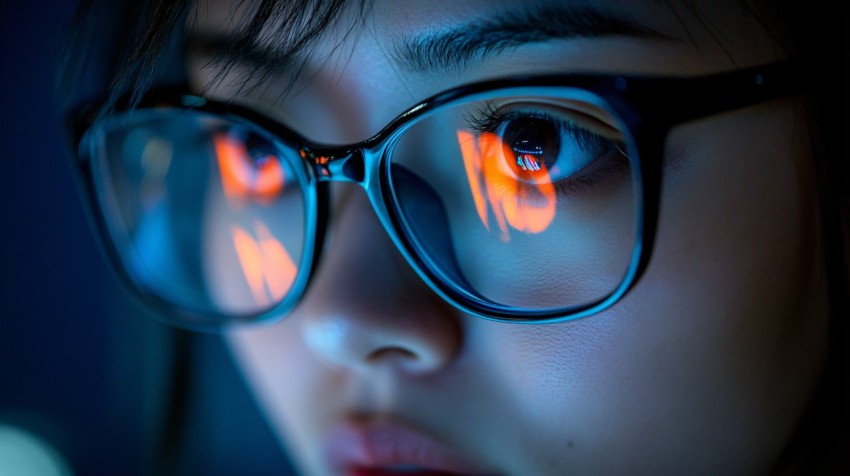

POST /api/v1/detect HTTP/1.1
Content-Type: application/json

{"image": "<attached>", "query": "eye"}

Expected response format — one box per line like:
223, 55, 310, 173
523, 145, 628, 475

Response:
214, 128, 287, 203
499, 115, 561, 179
243, 130, 279, 167
491, 110, 625, 185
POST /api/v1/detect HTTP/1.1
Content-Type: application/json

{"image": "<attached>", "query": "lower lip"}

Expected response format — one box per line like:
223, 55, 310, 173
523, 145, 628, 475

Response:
323, 422, 485, 476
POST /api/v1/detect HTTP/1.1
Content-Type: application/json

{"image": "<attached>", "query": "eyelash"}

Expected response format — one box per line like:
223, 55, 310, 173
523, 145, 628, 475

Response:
464, 102, 629, 198
465, 102, 609, 151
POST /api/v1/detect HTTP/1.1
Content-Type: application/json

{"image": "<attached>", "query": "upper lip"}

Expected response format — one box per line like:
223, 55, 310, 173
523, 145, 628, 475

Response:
322, 418, 493, 475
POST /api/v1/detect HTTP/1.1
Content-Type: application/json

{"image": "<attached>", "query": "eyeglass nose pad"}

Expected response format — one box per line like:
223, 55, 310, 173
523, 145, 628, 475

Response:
390, 165, 472, 291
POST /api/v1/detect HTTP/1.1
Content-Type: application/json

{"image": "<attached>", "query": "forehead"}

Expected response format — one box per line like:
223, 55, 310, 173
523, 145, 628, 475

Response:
190, 0, 784, 68
186, 0, 787, 141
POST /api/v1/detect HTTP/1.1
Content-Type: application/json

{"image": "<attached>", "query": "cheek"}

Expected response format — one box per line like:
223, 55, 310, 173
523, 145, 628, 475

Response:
653, 100, 824, 349
481, 100, 828, 471
226, 319, 335, 472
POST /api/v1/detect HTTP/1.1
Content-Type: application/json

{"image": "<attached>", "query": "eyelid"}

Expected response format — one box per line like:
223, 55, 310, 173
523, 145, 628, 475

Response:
488, 99, 624, 141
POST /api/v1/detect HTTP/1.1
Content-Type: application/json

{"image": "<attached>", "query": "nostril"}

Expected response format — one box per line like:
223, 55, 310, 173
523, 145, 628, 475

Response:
300, 311, 458, 374
366, 346, 423, 372
367, 347, 417, 364
366, 345, 448, 375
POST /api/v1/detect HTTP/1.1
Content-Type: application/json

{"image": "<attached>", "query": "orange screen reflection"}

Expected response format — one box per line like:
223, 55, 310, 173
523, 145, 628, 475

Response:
458, 131, 556, 241
215, 133, 297, 308
231, 220, 298, 308
214, 133, 285, 205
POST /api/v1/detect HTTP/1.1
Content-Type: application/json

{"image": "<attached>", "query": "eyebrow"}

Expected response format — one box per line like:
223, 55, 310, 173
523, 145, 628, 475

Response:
393, 3, 677, 74
189, 2, 677, 82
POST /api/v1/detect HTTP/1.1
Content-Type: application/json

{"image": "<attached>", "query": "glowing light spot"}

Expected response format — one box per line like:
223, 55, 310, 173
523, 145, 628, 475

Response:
231, 222, 298, 307
458, 130, 490, 230
254, 220, 297, 301
457, 131, 557, 241
214, 133, 285, 205
0, 425, 73, 476
232, 225, 268, 306
518, 154, 541, 171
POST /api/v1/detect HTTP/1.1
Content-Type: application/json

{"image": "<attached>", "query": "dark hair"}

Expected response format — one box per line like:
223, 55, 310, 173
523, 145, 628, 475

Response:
59, 0, 849, 473
59, 0, 365, 112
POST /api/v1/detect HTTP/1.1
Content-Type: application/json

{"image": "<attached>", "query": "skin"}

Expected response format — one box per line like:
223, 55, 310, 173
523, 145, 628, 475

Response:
188, 0, 832, 474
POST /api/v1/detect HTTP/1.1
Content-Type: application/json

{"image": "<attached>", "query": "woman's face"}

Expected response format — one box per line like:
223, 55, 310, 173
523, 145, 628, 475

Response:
190, 0, 830, 474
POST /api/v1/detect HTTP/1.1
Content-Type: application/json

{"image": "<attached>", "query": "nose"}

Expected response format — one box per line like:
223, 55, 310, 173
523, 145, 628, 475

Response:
297, 185, 462, 375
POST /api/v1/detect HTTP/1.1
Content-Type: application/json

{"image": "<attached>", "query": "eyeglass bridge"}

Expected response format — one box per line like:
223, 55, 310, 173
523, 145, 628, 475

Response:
301, 146, 366, 183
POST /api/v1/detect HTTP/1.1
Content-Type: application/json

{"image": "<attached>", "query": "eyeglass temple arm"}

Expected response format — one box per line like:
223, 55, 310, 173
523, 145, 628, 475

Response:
625, 61, 808, 128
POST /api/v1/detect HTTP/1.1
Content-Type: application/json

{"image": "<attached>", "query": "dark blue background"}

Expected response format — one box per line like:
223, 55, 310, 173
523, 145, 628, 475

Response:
1, 2, 291, 474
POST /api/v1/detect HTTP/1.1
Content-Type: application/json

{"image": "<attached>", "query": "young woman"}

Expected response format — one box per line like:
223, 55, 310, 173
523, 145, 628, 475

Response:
65, 0, 848, 473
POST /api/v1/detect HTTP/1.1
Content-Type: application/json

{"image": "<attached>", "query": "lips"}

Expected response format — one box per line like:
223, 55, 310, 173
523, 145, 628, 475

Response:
347, 469, 467, 476
323, 420, 491, 476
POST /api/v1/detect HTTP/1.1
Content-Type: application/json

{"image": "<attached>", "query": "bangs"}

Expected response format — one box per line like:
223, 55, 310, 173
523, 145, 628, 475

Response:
61, 0, 364, 113
190, 0, 370, 99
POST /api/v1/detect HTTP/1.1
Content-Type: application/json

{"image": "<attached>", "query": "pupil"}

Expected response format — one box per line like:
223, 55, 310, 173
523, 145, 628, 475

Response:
245, 132, 275, 167
504, 117, 559, 169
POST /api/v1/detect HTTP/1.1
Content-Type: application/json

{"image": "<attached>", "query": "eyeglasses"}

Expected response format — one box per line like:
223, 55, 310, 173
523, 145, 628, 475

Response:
70, 61, 803, 329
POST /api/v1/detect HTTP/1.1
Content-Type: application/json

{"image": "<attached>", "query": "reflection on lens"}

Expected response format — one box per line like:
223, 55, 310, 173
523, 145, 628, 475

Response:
458, 130, 557, 241
389, 87, 640, 313
229, 220, 297, 308
90, 110, 307, 319
214, 131, 285, 204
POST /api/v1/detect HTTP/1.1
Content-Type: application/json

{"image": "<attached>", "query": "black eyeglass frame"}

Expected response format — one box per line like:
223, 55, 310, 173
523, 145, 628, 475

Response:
69, 61, 805, 329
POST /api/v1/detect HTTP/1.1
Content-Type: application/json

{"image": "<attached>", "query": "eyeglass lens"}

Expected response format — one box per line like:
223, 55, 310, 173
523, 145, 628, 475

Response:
91, 111, 308, 317
388, 88, 639, 312
86, 87, 640, 319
